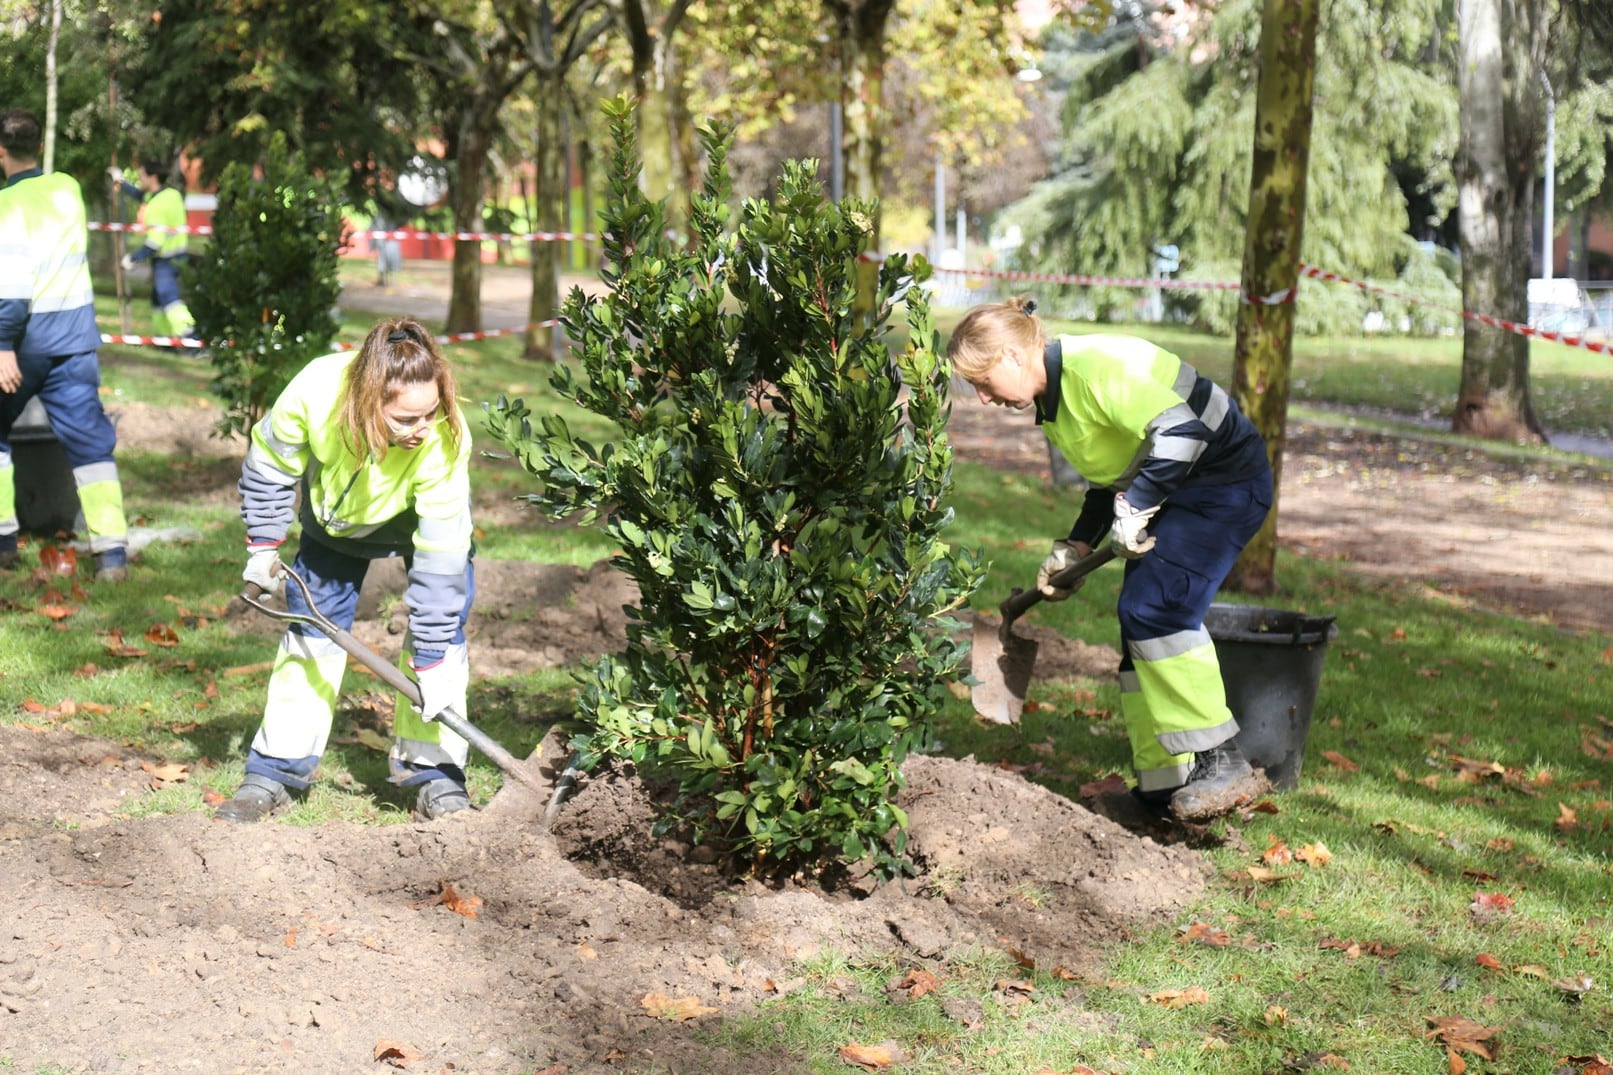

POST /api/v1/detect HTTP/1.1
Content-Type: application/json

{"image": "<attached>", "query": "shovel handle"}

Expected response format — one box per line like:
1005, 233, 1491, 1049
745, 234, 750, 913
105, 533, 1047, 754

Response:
999, 545, 1117, 624
241, 580, 549, 798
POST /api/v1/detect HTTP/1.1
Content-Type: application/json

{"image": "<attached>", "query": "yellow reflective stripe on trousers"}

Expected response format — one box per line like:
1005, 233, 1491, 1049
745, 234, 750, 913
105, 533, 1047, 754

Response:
1120, 672, 1195, 792
1127, 630, 1240, 758
391, 640, 470, 770
74, 465, 128, 550
254, 633, 348, 762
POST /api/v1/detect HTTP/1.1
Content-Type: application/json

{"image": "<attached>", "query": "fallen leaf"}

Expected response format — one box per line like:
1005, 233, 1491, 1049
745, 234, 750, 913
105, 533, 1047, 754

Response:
1551, 972, 1594, 996
1470, 892, 1514, 922
1316, 1055, 1350, 1070
1475, 953, 1503, 970
221, 660, 276, 677
892, 968, 942, 998
1078, 773, 1129, 799
993, 978, 1035, 997
1246, 865, 1300, 883
1262, 835, 1294, 865
640, 992, 718, 1022
1561, 1054, 1613, 1075
1513, 963, 1550, 979
144, 623, 181, 646
1425, 1015, 1499, 1061
837, 1040, 908, 1070
1147, 986, 1210, 1008
101, 630, 147, 658
37, 603, 75, 621
1295, 842, 1333, 866
374, 1039, 424, 1068
1322, 750, 1359, 772
1265, 1005, 1289, 1025
39, 544, 78, 575
1556, 803, 1579, 832
141, 760, 190, 788
1178, 922, 1232, 947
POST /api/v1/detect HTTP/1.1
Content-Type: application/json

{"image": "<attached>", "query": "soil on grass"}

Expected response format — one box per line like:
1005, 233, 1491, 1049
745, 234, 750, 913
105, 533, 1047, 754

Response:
4, 349, 1611, 1073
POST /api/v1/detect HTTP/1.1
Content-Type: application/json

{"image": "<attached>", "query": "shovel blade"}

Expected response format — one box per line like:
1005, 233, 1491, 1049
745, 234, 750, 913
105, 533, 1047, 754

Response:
970, 614, 1039, 724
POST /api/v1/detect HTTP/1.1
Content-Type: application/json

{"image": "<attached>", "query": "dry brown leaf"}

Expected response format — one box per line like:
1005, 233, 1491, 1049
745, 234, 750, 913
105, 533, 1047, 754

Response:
37, 603, 75, 621
892, 968, 942, 998
141, 760, 189, 788
144, 623, 181, 646
1147, 986, 1210, 1008
1470, 892, 1514, 921
1295, 842, 1333, 866
1178, 922, 1232, 947
1246, 865, 1300, 883
1079, 773, 1129, 799
640, 992, 718, 1022
1513, 963, 1550, 979
101, 630, 147, 658
837, 1040, 908, 1070
39, 544, 78, 575
1317, 1055, 1350, 1070
1448, 1050, 1466, 1075
1322, 750, 1359, 772
1551, 972, 1595, 996
1557, 803, 1580, 831
221, 660, 276, 677
374, 1039, 424, 1068
1475, 953, 1503, 969
1262, 835, 1294, 865
1265, 1005, 1289, 1025
1425, 1015, 1500, 1060
1562, 1054, 1613, 1075
433, 881, 482, 919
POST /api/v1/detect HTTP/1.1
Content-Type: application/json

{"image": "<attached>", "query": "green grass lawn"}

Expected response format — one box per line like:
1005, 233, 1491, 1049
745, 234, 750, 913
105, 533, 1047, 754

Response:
8, 296, 1612, 1073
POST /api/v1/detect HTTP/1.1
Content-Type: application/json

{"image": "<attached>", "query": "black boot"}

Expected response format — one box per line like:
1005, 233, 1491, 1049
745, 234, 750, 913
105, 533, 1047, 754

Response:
93, 547, 129, 583
1170, 739, 1267, 821
215, 773, 291, 823
416, 778, 471, 820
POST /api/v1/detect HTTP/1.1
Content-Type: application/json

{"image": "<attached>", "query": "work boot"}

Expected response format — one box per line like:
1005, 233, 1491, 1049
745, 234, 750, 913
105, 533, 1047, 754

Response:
215, 773, 292, 823
1170, 739, 1268, 822
416, 778, 472, 820
0, 547, 18, 570
93, 548, 129, 583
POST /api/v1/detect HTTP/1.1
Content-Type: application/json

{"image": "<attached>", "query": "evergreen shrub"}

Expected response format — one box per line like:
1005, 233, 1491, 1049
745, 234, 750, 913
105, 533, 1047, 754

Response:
486, 100, 984, 877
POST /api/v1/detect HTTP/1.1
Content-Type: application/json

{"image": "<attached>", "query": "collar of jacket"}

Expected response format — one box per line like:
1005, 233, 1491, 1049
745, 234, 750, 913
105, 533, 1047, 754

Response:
1034, 337, 1063, 426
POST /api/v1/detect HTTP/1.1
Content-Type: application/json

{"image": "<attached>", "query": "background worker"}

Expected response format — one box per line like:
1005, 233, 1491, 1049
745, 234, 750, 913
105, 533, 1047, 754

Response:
110, 158, 194, 338
947, 297, 1272, 822
218, 317, 478, 823
0, 108, 130, 581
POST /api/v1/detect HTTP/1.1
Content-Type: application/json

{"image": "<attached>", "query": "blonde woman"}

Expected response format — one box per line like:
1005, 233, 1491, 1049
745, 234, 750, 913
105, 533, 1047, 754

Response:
219, 317, 476, 822
949, 298, 1272, 821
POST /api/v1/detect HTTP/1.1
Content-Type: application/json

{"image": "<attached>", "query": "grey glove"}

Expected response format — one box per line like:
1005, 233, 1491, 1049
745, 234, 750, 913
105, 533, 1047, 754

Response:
411, 650, 469, 722
119, 253, 136, 272
1036, 540, 1088, 601
242, 545, 284, 595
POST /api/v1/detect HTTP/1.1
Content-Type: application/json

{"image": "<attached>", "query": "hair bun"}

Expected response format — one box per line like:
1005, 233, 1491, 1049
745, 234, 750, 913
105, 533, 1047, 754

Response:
1022, 298, 1038, 316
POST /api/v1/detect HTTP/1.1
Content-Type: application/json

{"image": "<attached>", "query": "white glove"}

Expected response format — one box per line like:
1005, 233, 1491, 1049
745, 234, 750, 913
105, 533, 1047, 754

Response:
1110, 494, 1160, 559
119, 253, 135, 272
412, 651, 468, 722
1036, 540, 1088, 601
242, 546, 285, 594
107, 166, 124, 183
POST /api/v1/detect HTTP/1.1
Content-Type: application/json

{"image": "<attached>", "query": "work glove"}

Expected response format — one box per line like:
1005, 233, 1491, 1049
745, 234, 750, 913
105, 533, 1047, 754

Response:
242, 545, 285, 595
411, 651, 468, 722
1036, 540, 1089, 601
1110, 494, 1160, 559
119, 253, 135, 272
107, 165, 123, 183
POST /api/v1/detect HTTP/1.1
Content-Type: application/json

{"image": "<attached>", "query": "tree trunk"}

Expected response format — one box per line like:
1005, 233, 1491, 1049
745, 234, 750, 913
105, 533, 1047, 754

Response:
1452, 0, 1547, 444
446, 111, 492, 335
527, 84, 565, 361
828, 0, 895, 323
1226, 0, 1321, 596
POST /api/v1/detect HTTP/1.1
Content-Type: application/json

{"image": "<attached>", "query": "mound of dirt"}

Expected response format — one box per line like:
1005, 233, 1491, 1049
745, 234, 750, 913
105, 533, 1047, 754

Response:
0, 717, 1204, 1073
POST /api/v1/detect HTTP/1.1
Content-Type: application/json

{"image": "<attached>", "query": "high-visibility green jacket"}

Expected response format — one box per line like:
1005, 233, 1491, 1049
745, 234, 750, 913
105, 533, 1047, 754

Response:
1035, 334, 1268, 545
0, 168, 100, 359
130, 185, 188, 261
239, 351, 474, 650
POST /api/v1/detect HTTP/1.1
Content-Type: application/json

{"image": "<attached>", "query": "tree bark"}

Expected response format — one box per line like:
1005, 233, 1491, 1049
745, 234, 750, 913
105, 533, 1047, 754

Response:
1226, 0, 1321, 596
446, 107, 495, 335
527, 82, 566, 361
1452, 0, 1547, 444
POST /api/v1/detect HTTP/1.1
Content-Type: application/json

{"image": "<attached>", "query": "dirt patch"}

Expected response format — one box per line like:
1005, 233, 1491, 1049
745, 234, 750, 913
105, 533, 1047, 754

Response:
4, 388, 1609, 1072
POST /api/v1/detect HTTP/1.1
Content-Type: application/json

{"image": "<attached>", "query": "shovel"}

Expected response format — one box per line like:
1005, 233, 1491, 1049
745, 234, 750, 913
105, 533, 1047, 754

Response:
240, 567, 555, 811
970, 545, 1117, 725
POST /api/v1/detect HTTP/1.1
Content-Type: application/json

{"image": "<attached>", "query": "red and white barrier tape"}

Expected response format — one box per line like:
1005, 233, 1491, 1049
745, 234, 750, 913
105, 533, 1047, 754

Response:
930, 260, 1611, 352
101, 321, 557, 352
90, 221, 596, 243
